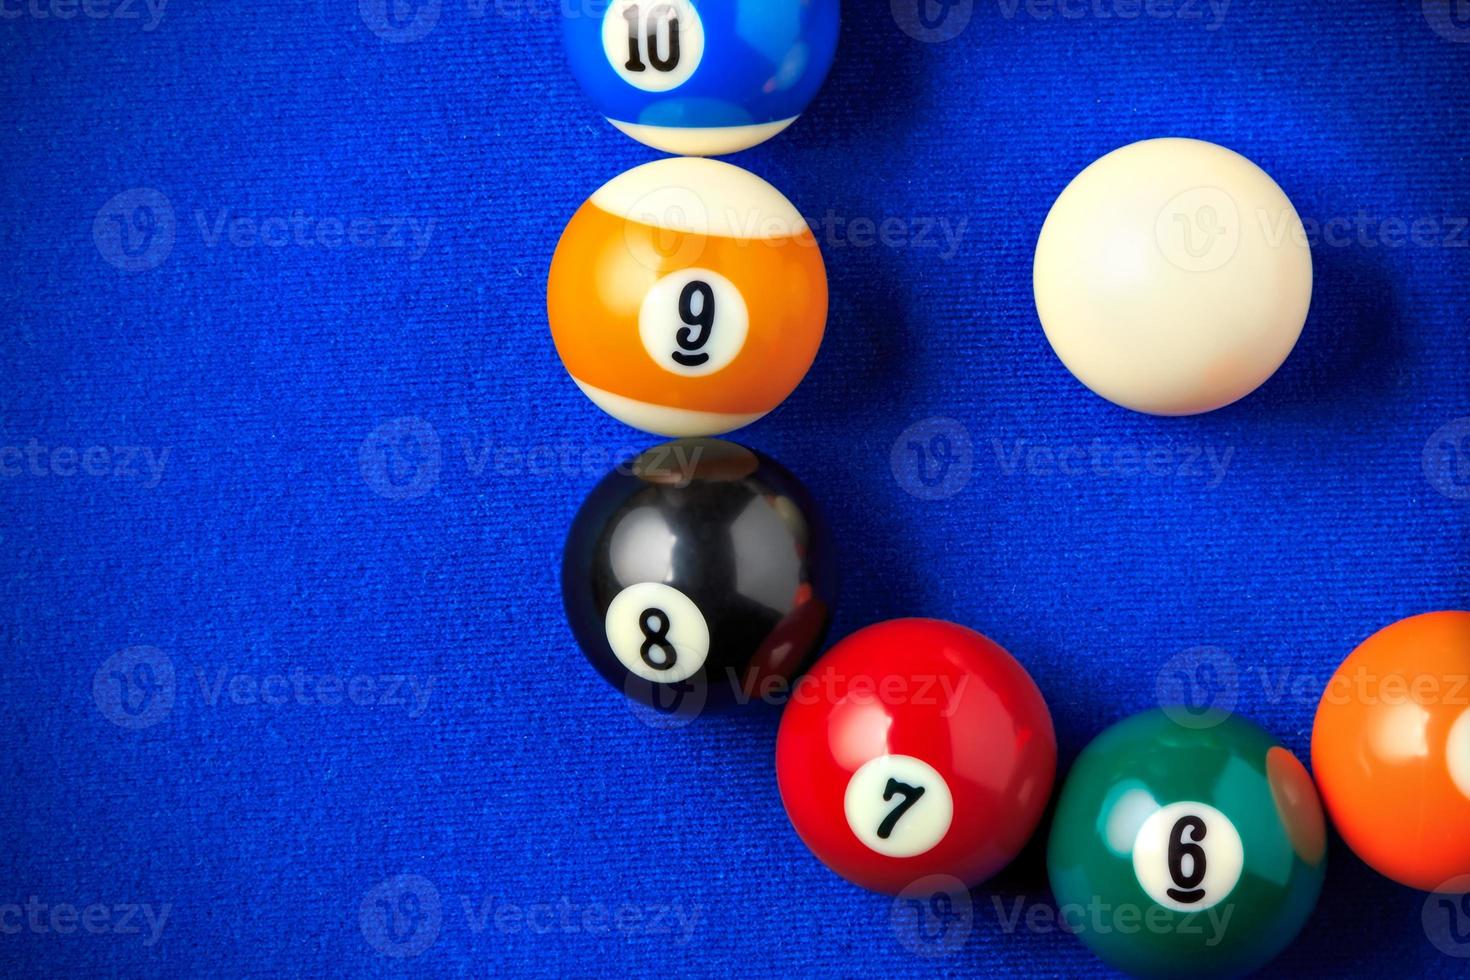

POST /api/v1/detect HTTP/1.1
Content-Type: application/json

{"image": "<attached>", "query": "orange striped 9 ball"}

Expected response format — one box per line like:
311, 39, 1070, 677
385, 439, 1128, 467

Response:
547, 157, 827, 437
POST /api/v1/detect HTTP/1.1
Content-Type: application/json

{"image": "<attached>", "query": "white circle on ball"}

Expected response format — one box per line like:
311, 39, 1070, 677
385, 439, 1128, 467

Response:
844, 755, 954, 859
604, 582, 710, 684
638, 267, 749, 377
602, 0, 704, 93
1131, 801, 1245, 912
1448, 706, 1470, 801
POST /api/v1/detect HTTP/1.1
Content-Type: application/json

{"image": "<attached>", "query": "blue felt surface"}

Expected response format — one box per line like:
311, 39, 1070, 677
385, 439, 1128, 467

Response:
2, 1, 1469, 976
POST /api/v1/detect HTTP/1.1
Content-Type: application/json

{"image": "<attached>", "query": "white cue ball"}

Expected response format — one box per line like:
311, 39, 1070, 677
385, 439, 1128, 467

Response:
1033, 138, 1313, 416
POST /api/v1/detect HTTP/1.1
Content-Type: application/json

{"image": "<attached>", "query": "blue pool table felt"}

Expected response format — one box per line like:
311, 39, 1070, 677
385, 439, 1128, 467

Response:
2, 1, 1469, 976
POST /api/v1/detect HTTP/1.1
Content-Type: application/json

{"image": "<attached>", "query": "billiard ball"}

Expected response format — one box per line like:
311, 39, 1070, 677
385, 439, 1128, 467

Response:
1033, 138, 1313, 415
561, 0, 840, 156
1312, 611, 1470, 893
1048, 709, 1326, 978
775, 619, 1056, 894
548, 157, 827, 437
562, 439, 835, 715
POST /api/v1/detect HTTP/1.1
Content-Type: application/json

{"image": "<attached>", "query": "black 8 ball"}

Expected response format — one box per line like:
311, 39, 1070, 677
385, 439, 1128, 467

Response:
562, 439, 836, 714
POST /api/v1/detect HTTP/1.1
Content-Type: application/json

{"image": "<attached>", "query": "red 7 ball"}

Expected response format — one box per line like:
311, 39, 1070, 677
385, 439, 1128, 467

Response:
775, 618, 1057, 894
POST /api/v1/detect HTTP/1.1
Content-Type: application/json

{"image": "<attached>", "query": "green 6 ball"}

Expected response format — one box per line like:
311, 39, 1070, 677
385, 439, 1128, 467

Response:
1047, 709, 1326, 978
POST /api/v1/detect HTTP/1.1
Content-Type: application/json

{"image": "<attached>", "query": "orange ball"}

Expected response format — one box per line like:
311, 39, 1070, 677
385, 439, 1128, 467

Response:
547, 157, 826, 437
1312, 611, 1470, 892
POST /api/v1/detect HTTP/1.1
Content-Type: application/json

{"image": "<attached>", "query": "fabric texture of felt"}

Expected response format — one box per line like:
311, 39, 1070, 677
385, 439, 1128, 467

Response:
2, 0, 1468, 975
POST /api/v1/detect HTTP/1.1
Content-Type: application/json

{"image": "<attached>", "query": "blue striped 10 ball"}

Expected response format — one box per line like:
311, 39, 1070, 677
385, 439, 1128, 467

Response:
562, 0, 840, 156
